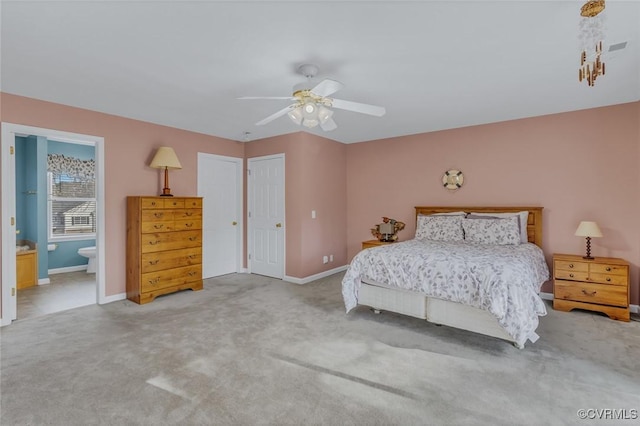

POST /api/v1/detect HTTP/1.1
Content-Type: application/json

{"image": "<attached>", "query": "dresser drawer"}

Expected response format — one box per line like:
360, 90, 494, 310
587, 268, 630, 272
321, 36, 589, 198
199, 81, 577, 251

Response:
589, 272, 627, 286
141, 198, 164, 209
590, 263, 627, 276
164, 199, 185, 209
141, 230, 201, 253
141, 209, 174, 222
554, 269, 588, 282
174, 219, 202, 231
184, 198, 202, 208
141, 264, 202, 293
554, 260, 588, 273
554, 280, 627, 307
141, 248, 202, 273
175, 209, 202, 220
141, 220, 175, 233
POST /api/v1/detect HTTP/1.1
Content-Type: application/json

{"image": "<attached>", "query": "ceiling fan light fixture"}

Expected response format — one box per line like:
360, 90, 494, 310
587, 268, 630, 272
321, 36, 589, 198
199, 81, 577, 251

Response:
318, 105, 333, 124
288, 107, 303, 125
302, 102, 318, 119
302, 118, 319, 128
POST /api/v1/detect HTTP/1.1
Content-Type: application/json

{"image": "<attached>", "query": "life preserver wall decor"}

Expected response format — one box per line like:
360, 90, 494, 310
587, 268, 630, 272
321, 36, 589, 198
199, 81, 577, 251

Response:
442, 169, 464, 190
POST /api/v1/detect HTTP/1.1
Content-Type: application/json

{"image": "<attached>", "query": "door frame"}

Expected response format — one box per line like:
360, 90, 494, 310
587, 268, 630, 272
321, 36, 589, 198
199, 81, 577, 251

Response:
1, 123, 106, 326
196, 153, 244, 275
247, 153, 285, 278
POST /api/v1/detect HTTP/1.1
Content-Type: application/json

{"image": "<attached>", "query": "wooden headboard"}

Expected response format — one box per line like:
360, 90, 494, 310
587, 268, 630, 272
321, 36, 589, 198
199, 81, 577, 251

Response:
414, 206, 544, 248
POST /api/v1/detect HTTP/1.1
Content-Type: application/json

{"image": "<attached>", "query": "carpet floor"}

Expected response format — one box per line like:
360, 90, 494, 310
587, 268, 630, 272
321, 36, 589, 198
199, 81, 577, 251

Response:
1, 272, 639, 425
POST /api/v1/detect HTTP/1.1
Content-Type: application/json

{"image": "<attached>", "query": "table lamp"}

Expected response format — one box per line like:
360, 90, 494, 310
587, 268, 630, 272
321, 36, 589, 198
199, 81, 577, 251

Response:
150, 147, 182, 197
574, 221, 602, 260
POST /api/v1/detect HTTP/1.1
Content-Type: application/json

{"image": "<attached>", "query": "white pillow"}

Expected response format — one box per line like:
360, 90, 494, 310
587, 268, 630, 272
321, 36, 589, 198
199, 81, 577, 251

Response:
415, 215, 464, 241
469, 211, 529, 243
462, 216, 521, 245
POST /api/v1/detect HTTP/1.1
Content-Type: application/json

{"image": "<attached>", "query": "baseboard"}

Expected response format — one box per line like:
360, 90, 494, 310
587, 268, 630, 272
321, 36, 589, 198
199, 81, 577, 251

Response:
38, 278, 50, 285
284, 265, 348, 285
540, 291, 638, 314
49, 265, 88, 275
99, 292, 126, 305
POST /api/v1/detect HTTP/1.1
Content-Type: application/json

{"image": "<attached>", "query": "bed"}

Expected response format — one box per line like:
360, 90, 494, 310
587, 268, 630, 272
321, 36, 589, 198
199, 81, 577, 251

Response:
342, 206, 550, 348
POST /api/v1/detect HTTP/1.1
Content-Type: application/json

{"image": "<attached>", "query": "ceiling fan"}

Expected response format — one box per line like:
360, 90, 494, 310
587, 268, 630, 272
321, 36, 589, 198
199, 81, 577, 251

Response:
239, 64, 386, 131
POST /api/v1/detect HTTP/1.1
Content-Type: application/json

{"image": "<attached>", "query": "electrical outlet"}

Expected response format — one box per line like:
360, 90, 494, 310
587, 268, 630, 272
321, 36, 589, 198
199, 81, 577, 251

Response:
322, 255, 328, 264
329, 254, 334, 262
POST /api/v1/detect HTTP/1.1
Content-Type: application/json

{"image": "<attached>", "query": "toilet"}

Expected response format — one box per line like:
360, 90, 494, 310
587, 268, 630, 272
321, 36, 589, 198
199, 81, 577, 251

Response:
77, 246, 97, 273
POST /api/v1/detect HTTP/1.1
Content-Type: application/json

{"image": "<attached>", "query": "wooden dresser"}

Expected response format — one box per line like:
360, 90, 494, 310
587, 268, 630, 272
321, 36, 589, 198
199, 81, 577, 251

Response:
553, 253, 629, 321
362, 240, 396, 250
126, 196, 203, 304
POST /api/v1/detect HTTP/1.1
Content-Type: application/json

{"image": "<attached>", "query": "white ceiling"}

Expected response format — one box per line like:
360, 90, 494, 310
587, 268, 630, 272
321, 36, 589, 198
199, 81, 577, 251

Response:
1, 1, 639, 144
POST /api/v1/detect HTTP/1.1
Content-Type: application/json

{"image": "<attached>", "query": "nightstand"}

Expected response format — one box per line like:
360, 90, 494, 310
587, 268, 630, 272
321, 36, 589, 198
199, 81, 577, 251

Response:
553, 253, 630, 322
362, 240, 396, 250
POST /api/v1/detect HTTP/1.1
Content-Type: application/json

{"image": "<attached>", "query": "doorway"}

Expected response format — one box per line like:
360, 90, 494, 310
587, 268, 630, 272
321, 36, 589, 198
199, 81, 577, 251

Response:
247, 154, 285, 279
1, 123, 106, 326
197, 153, 243, 278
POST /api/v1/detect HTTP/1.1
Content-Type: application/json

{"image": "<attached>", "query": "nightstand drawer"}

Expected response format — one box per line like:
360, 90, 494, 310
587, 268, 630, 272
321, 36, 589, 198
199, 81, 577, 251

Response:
554, 260, 588, 272
555, 281, 627, 307
590, 263, 627, 276
589, 272, 627, 286
554, 270, 588, 282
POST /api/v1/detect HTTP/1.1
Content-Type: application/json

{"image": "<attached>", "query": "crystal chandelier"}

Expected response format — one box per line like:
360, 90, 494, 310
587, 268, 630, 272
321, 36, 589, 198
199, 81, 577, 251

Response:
578, 0, 606, 86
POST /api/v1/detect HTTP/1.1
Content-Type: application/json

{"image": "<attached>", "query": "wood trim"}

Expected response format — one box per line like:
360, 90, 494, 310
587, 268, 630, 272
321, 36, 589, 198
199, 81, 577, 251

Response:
414, 206, 544, 248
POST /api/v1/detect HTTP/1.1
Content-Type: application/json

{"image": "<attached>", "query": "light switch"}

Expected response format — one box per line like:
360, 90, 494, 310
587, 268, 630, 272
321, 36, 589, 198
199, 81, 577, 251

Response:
311, 210, 316, 219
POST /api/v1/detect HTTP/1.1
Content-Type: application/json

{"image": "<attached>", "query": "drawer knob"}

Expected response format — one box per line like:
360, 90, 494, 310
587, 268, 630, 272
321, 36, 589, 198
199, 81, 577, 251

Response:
154, 213, 164, 218
149, 240, 160, 245
568, 264, 574, 268
189, 236, 197, 241
606, 277, 611, 282
605, 267, 611, 272
185, 223, 193, 228
185, 212, 193, 217
149, 260, 159, 265
151, 202, 157, 206
188, 255, 196, 259
569, 273, 574, 278
581, 289, 597, 296
148, 278, 160, 284
154, 224, 164, 229
188, 271, 197, 276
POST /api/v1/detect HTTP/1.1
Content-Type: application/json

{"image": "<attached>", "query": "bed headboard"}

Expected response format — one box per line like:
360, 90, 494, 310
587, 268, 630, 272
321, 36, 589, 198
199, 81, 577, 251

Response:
414, 206, 544, 248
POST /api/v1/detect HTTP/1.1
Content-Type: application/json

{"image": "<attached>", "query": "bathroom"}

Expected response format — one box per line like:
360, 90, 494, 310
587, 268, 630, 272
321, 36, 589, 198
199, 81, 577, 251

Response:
15, 135, 96, 319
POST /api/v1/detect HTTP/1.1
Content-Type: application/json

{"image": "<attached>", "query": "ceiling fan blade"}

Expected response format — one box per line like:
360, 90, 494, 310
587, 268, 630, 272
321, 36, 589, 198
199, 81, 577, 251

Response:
320, 117, 337, 131
310, 79, 344, 97
330, 98, 386, 117
255, 104, 296, 126
239, 96, 296, 100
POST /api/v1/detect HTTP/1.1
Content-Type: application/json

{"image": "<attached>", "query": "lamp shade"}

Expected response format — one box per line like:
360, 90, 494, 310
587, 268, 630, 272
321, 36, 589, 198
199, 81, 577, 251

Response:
574, 221, 603, 238
150, 147, 182, 170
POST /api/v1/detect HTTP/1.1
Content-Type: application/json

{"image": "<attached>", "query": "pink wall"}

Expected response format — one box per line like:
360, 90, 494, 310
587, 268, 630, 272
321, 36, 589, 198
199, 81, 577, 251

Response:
0, 93, 244, 299
346, 102, 640, 305
244, 132, 347, 278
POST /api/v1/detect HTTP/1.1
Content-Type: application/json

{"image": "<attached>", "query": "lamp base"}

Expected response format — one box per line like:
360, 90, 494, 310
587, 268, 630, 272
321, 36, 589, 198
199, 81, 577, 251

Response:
160, 187, 173, 197
160, 194, 174, 197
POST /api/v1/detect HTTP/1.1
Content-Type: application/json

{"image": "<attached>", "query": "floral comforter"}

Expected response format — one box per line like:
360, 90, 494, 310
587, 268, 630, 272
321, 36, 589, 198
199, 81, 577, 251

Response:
342, 239, 550, 345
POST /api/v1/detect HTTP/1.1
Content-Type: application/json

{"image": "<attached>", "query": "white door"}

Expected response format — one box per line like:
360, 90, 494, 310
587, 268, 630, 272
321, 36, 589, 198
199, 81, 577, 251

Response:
248, 154, 285, 279
197, 153, 243, 278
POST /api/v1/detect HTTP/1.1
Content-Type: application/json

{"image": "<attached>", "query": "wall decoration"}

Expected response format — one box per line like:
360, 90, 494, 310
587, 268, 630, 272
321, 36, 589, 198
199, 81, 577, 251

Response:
442, 169, 464, 190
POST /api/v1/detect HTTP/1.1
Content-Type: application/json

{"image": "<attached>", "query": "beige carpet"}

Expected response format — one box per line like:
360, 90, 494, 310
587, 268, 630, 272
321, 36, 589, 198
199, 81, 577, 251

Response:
1, 272, 639, 425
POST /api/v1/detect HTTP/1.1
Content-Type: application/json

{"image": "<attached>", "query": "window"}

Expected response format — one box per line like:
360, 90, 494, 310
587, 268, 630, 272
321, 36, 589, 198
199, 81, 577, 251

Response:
48, 154, 96, 241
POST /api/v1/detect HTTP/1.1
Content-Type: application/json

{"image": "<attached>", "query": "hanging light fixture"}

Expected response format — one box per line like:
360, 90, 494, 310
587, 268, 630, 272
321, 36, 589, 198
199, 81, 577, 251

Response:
578, 0, 606, 87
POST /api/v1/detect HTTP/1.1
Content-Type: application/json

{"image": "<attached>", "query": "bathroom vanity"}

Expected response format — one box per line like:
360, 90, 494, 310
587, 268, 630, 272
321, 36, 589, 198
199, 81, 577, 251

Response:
16, 240, 38, 289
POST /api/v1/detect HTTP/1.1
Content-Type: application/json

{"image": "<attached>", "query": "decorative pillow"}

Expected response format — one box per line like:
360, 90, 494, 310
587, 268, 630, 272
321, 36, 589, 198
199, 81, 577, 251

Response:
462, 216, 521, 245
469, 211, 529, 243
415, 215, 464, 241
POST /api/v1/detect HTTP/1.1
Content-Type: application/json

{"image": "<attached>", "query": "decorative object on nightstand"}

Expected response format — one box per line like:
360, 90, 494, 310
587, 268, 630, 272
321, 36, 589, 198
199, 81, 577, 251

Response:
574, 221, 602, 259
553, 253, 629, 321
150, 147, 182, 197
371, 217, 405, 242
